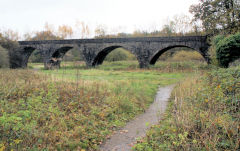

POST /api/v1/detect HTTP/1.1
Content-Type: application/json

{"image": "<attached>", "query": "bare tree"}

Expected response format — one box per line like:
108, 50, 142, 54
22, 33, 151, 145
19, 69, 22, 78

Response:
94, 24, 107, 38
58, 25, 73, 39
75, 21, 90, 38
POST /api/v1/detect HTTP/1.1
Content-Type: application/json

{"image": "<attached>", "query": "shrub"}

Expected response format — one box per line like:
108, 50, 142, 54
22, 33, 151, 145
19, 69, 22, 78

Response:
216, 33, 240, 68
0, 46, 9, 68
169, 50, 204, 62
105, 48, 136, 62
0, 35, 19, 51
0, 35, 20, 68
209, 35, 225, 66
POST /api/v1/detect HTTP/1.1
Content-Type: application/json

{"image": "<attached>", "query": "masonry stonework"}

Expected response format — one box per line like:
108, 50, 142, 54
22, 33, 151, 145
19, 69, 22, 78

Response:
13, 36, 210, 69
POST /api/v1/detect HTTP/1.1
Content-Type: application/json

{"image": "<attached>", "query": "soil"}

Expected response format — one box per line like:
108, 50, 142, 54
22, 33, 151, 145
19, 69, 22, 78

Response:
99, 85, 174, 151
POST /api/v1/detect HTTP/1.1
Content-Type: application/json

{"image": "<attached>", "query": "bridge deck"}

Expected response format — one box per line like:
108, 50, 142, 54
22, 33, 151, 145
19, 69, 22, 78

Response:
19, 36, 207, 45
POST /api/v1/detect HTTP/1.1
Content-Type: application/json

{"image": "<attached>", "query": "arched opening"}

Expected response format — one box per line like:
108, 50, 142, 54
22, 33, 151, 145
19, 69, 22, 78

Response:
92, 46, 121, 66
92, 46, 137, 69
23, 47, 41, 68
150, 45, 206, 65
46, 46, 74, 69
52, 46, 73, 59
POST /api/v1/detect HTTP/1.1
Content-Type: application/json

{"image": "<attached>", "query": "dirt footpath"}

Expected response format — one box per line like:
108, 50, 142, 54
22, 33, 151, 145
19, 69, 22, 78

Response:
99, 85, 174, 151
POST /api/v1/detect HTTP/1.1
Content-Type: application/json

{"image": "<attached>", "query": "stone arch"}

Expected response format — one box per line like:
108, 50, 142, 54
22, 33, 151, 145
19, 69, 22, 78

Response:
22, 46, 37, 67
46, 46, 74, 69
51, 46, 74, 59
149, 45, 209, 65
92, 45, 137, 66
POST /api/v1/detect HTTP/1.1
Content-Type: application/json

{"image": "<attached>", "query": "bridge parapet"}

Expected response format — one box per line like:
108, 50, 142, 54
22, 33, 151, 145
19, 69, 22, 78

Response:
19, 36, 207, 45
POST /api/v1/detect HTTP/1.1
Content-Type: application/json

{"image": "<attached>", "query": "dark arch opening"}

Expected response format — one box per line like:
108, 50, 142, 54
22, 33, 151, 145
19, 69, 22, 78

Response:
47, 46, 74, 69
150, 45, 206, 65
23, 47, 37, 67
52, 46, 73, 58
92, 46, 123, 66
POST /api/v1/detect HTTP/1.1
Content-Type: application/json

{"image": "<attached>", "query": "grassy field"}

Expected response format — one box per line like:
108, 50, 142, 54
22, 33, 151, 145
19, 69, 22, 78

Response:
0, 61, 202, 150
28, 60, 210, 72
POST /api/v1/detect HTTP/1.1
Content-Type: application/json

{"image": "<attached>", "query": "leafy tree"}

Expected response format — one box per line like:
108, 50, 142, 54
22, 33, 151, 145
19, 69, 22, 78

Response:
0, 32, 20, 68
0, 34, 19, 51
215, 32, 240, 67
190, 0, 240, 35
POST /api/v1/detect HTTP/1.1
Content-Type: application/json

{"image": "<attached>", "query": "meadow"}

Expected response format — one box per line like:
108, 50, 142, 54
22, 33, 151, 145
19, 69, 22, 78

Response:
0, 61, 203, 150
1, 60, 238, 150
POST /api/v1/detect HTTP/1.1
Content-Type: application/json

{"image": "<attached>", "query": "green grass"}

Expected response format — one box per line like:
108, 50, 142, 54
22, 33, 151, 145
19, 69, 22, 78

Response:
28, 60, 210, 71
41, 68, 184, 84
1, 60, 198, 150
30, 61, 197, 85
1, 60, 213, 150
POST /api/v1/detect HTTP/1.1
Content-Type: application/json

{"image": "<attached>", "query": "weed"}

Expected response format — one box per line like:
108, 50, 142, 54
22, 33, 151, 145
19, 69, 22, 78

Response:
133, 66, 240, 150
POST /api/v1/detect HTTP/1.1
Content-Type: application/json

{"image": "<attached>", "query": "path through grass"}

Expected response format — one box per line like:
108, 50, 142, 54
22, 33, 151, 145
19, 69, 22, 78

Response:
0, 61, 203, 150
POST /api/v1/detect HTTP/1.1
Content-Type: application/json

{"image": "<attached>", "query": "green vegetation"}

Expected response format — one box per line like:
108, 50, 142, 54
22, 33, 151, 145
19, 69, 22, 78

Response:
0, 62, 188, 150
166, 50, 204, 62
190, 0, 240, 35
29, 59, 209, 72
133, 66, 240, 150
215, 33, 240, 68
0, 0, 239, 150
0, 32, 20, 69
105, 48, 136, 62
0, 46, 9, 68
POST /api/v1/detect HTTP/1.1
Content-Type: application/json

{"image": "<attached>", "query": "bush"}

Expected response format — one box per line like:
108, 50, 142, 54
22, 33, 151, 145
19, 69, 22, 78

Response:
216, 33, 240, 68
105, 48, 136, 62
0, 35, 20, 68
169, 50, 204, 62
28, 50, 43, 63
0, 46, 9, 68
209, 35, 225, 66
0, 35, 19, 51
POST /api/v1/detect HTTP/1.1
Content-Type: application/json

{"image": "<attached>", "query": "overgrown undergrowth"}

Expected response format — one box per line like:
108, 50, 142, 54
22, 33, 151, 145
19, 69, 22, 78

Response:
0, 69, 184, 150
134, 67, 240, 150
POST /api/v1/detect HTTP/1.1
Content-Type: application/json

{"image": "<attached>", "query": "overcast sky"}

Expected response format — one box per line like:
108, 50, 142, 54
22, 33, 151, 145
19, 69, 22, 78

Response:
0, 0, 199, 38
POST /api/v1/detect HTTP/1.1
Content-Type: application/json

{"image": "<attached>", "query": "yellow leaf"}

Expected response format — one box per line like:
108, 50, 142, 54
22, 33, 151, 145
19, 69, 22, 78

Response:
13, 139, 22, 144
0, 145, 5, 151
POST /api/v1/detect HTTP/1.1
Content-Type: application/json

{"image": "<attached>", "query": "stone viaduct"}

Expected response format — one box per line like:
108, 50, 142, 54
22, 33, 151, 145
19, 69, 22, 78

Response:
10, 36, 210, 69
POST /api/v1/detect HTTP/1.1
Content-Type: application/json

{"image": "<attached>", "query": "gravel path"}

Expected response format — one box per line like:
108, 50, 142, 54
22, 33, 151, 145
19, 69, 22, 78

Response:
99, 85, 174, 151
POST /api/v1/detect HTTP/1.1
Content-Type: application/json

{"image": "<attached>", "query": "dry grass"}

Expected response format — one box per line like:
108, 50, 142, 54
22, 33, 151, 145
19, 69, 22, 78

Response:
134, 67, 240, 150
0, 68, 185, 150
0, 70, 154, 150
